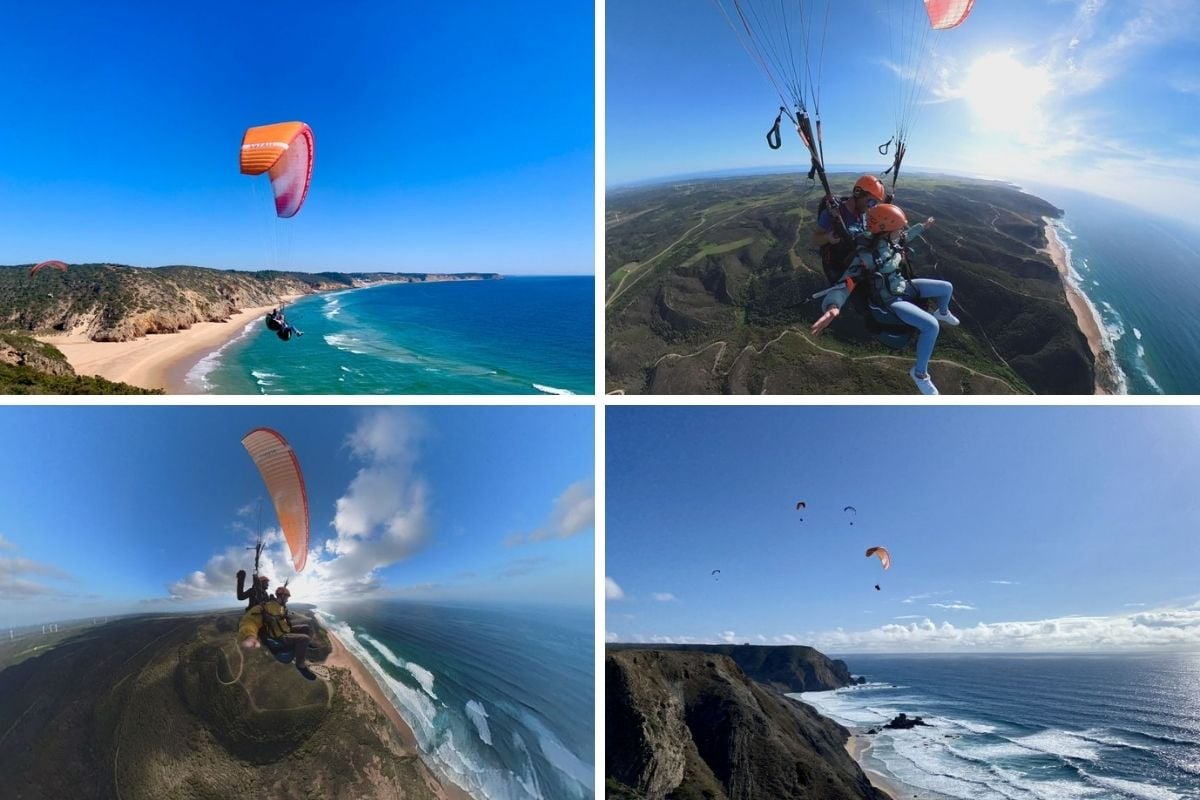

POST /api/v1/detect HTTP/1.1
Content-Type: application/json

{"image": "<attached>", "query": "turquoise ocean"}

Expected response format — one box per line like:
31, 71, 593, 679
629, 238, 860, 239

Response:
317, 601, 594, 800
186, 276, 594, 395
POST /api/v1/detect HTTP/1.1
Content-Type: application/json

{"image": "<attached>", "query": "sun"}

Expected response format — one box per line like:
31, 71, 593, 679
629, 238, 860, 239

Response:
962, 51, 1052, 135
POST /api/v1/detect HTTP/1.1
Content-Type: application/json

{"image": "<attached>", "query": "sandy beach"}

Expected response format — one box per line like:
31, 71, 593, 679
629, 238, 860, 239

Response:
327, 631, 474, 800
847, 732, 916, 800
1042, 219, 1117, 395
36, 299, 299, 394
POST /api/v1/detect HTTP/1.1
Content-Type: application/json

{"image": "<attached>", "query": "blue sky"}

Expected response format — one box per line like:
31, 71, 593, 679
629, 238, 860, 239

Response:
606, 406, 1200, 653
0, 1, 593, 274
607, 0, 1200, 227
0, 407, 594, 627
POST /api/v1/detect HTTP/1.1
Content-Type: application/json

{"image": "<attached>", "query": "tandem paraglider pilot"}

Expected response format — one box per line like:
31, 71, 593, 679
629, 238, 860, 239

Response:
238, 586, 318, 681
236, 568, 273, 610
811, 204, 959, 395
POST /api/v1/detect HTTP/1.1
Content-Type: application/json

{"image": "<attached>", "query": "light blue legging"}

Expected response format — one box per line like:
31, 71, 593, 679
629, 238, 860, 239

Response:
888, 279, 954, 375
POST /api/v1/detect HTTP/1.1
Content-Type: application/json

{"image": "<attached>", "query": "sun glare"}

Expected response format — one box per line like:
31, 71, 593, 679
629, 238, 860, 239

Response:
963, 51, 1052, 135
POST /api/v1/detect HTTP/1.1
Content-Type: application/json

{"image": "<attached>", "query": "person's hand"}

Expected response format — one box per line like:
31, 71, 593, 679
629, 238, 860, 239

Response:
925, 217, 936, 228
237, 569, 246, 580
811, 307, 839, 336
241, 637, 261, 651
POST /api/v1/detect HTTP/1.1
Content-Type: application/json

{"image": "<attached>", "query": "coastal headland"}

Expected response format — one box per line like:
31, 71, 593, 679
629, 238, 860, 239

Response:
0, 264, 500, 393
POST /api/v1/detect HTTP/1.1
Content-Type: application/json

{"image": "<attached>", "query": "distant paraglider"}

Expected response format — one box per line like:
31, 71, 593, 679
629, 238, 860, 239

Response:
711, 569, 721, 581
866, 546, 891, 590
30, 260, 68, 276
844, 506, 857, 525
796, 500, 806, 521
865, 546, 891, 570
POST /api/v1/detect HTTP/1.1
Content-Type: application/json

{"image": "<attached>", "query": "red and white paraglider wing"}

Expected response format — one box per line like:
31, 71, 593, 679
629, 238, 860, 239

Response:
924, 0, 975, 31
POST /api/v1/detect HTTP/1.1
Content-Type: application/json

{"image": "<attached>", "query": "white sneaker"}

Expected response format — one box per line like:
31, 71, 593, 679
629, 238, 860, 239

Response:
932, 309, 960, 326
910, 367, 939, 395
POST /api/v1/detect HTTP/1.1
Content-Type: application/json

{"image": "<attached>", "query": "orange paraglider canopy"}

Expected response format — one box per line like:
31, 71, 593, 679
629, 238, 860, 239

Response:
865, 546, 891, 570
241, 427, 310, 572
239, 122, 314, 218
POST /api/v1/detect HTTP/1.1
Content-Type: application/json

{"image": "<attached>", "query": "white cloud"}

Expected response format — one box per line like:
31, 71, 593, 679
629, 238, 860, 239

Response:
606, 631, 620, 642
808, 605, 1200, 653
606, 576, 625, 601
321, 411, 432, 588
622, 602, 1200, 653
506, 480, 595, 546
930, 602, 977, 611
989, 580, 1019, 586
0, 534, 16, 552
166, 410, 432, 604
651, 592, 677, 602
166, 531, 296, 602
902, 591, 951, 604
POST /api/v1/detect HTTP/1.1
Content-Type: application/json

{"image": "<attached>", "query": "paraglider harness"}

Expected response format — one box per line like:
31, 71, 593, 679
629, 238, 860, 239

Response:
762, 105, 922, 350
259, 603, 297, 663
264, 307, 300, 341
237, 538, 297, 664
820, 220, 921, 350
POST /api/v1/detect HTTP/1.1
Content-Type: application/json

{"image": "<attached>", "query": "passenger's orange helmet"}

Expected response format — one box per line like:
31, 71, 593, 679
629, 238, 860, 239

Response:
853, 175, 887, 203
866, 204, 909, 235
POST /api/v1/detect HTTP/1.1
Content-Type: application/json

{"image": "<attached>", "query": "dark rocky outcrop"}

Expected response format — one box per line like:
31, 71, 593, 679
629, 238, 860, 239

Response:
882, 713, 927, 730
607, 648, 891, 799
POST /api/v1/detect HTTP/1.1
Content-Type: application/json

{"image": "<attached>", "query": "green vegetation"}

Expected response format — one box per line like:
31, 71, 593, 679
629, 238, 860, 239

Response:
606, 173, 1092, 395
0, 332, 161, 394
0, 262, 500, 343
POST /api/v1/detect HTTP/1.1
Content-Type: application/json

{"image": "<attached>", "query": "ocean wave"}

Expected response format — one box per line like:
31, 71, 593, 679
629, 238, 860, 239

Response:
1081, 773, 1184, 800
323, 622, 439, 745
465, 699, 493, 746
516, 707, 594, 795
1009, 729, 1103, 762
324, 333, 368, 355
532, 384, 575, 396
512, 732, 548, 799
1051, 219, 1129, 393
183, 314, 262, 391
360, 633, 438, 699
942, 717, 998, 735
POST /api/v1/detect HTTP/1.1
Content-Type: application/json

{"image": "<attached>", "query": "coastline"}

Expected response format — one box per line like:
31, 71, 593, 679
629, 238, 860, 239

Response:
326, 631, 473, 800
1042, 218, 1120, 395
845, 732, 912, 800
36, 298, 301, 394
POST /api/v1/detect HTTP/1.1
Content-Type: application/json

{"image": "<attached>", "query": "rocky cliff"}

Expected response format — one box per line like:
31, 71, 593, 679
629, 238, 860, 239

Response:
606, 648, 889, 800
608, 643, 862, 693
0, 264, 500, 342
